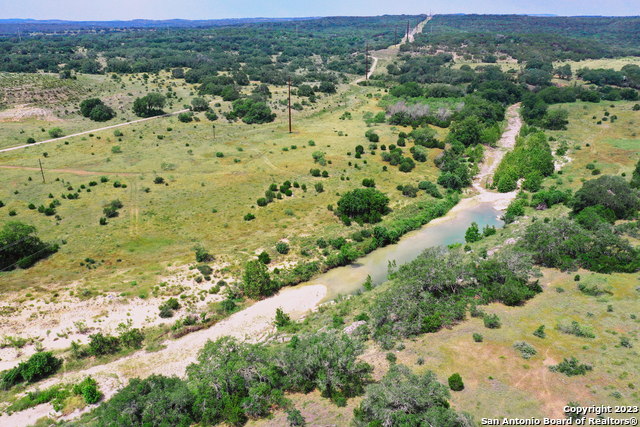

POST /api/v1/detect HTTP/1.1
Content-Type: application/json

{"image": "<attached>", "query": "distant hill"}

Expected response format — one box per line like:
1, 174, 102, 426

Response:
0, 17, 317, 34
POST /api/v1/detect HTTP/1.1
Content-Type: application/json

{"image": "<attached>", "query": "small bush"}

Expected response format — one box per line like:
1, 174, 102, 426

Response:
258, 251, 271, 264
448, 373, 464, 391
533, 325, 546, 339
385, 353, 397, 364
244, 213, 256, 221
87, 332, 121, 356
620, 336, 633, 348
473, 333, 483, 342
549, 357, 592, 376
72, 376, 101, 404
286, 408, 306, 427
577, 282, 609, 296
513, 341, 537, 359
276, 242, 290, 254
556, 321, 595, 339
275, 308, 291, 328
484, 313, 501, 329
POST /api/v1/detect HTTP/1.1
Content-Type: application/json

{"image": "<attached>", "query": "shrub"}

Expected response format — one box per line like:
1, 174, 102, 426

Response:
513, 341, 537, 359
194, 244, 212, 262
401, 184, 418, 198
244, 213, 256, 221
159, 305, 174, 318
276, 242, 290, 254
385, 353, 397, 364
362, 178, 375, 188
257, 197, 268, 207
556, 321, 595, 338
484, 313, 501, 329
48, 127, 64, 138
88, 333, 120, 356
275, 308, 291, 328
533, 325, 546, 339
473, 333, 483, 342
0, 352, 62, 389
258, 251, 271, 264
448, 373, 464, 391
26, 137, 36, 144
365, 130, 379, 142
153, 176, 164, 184
314, 183, 324, 193
72, 376, 101, 404
577, 282, 609, 296
549, 357, 593, 376
286, 408, 306, 426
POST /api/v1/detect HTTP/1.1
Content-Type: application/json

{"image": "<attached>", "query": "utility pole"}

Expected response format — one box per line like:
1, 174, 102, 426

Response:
394, 26, 397, 45
406, 21, 410, 40
288, 77, 292, 134
365, 43, 368, 81
17, 26, 21, 42
38, 159, 45, 183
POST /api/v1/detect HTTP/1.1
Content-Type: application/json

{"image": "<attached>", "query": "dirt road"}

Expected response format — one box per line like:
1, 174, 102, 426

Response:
0, 110, 189, 155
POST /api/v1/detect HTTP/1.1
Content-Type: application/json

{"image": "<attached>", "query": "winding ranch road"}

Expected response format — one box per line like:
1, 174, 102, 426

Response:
0, 109, 189, 155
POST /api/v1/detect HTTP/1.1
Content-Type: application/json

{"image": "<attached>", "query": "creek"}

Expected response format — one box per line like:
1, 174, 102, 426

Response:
311, 202, 504, 301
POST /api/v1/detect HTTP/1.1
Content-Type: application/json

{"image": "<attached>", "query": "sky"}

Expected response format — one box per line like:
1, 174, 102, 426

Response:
1, 0, 639, 21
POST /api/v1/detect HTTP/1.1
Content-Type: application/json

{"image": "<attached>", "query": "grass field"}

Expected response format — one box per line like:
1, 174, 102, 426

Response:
0, 71, 447, 301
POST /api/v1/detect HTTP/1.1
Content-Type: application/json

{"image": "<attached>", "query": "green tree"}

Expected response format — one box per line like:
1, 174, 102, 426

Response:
448, 116, 483, 147
79, 98, 104, 117
465, 222, 481, 243
0, 221, 58, 270
336, 188, 390, 223
355, 365, 470, 427
573, 175, 640, 219
191, 97, 208, 111
48, 127, 64, 138
242, 260, 278, 299
132, 93, 166, 118
542, 109, 569, 130
95, 375, 196, 427
274, 307, 291, 328
89, 104, 115, 122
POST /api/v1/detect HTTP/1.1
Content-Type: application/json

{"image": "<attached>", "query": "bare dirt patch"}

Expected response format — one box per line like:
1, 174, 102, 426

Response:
0, 104, 60, 122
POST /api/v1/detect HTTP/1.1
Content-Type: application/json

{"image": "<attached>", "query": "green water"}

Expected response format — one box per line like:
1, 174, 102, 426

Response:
311, 203, 504, 301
